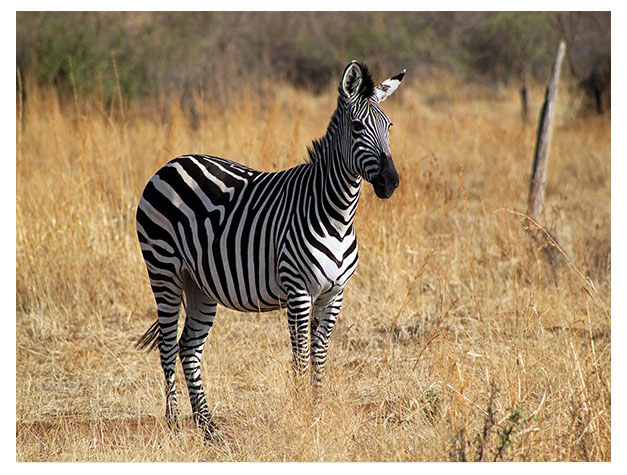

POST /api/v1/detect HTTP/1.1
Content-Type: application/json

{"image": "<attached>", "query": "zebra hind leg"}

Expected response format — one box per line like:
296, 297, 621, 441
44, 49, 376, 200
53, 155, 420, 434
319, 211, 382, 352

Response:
158, 284, 184, 432
137, 268, 185, 432
179, 279, 219, 441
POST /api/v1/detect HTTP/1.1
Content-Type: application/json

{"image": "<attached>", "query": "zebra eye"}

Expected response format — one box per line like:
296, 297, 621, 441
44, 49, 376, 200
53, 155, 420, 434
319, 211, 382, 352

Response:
352, 120, 365, 132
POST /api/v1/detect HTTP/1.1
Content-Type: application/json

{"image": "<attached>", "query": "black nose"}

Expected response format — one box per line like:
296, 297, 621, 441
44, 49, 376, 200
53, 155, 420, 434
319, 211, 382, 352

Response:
381, 154, 399, 185
372, 154, 399, 199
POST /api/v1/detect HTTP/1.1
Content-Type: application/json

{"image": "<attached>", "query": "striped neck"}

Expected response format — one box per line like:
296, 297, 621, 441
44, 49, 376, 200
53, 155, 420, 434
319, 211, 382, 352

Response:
308, 106, 362, 239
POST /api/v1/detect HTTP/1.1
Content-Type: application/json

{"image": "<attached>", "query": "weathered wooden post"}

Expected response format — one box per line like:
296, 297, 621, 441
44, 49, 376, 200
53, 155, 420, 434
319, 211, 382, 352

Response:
528, 41, 566, 219
525, 40, 569, 272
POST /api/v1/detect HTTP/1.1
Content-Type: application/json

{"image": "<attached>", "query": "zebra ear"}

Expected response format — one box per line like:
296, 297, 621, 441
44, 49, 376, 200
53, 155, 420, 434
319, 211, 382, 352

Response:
341, 60, 364, 98
375, 69, 406, 102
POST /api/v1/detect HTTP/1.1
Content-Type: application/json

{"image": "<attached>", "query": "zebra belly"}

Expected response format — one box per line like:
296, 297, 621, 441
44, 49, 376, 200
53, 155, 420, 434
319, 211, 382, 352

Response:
182, 222, 288, 313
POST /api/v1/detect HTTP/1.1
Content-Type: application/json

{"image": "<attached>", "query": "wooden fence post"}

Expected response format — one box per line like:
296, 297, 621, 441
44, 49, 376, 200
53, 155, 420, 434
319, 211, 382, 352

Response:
524, 41, 570, 273
527, 41, 566, 219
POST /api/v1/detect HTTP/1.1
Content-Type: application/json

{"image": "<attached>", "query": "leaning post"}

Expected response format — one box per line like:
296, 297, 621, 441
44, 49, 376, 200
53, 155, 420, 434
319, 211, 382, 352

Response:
523, 40, 570, 274
527, 40, 566, 219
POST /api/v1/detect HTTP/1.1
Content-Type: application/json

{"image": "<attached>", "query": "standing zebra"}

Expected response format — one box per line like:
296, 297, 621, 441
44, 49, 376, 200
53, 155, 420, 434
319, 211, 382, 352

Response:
136, 60, 405, 440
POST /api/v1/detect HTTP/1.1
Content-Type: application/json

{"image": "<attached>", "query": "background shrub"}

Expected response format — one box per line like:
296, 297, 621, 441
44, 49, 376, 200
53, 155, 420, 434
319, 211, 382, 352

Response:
17, 11, 611, 109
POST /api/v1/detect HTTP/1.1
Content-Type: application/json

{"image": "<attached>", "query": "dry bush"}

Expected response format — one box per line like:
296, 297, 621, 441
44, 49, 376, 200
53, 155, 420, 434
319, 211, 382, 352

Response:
16, 73, 610, 461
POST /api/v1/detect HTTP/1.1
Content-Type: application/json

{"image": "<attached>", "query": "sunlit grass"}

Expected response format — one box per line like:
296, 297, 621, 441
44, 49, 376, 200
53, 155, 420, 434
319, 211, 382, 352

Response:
16, 75, 610, 461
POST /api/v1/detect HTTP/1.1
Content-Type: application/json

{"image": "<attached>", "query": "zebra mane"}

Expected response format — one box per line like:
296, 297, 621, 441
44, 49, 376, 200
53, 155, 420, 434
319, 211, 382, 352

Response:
306, 138, 325, 165
356, 62, 376, 98
306, 105, 341, 165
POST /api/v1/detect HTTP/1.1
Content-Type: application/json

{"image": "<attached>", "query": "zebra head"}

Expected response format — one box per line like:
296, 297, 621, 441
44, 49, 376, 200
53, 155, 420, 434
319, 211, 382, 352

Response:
340, 60, 405, 199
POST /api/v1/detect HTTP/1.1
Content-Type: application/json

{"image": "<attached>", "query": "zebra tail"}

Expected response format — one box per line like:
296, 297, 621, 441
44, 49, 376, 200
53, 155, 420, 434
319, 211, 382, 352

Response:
135, 320, 160, 352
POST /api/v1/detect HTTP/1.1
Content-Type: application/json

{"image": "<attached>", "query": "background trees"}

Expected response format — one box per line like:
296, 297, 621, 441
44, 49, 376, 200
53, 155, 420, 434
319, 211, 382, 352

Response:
17, 11, 610, 113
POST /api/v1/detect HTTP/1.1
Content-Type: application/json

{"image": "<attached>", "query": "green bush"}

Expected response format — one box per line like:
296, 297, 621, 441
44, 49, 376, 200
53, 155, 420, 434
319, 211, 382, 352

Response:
18, 12, 150, 99
16, 12, 610, 101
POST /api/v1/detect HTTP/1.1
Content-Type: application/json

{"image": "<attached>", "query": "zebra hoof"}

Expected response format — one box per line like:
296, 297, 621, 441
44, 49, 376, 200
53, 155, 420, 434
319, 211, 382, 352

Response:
203, 425, 224, 445
313, 393, 322, 406
197, 414, 222, 444
165, 414, 181, 432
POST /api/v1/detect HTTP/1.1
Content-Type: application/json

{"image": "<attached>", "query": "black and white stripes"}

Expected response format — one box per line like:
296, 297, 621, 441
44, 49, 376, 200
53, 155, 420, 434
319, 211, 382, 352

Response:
136, 61, 405, 440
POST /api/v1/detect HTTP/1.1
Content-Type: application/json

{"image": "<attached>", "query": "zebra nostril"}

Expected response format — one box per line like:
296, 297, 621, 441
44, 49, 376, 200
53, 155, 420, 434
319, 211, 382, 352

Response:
392, 177, 399, 189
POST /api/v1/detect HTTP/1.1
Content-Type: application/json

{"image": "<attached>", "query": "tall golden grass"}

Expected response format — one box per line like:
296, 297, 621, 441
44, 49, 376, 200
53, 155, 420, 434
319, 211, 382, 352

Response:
16, 73, 610, 461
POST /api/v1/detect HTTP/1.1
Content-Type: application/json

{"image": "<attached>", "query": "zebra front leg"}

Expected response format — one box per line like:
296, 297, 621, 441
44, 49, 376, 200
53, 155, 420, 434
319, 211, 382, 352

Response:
179, 280, 218, 440
287, 290, 312, 382
310, 292, 343, 401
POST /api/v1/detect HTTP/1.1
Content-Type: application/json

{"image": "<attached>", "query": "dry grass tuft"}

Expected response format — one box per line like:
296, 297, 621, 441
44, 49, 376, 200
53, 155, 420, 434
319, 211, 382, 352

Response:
16, 74, 610, 461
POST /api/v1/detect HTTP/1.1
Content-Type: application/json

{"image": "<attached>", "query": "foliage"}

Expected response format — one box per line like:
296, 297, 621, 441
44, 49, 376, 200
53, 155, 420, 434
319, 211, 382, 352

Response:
17, 12, 610, 101
17, 12, 149, 99
458, 12, 556, 83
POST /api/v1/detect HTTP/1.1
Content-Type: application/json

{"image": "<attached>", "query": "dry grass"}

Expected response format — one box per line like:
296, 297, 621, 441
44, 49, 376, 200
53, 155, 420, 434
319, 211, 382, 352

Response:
16, 73, 610, 461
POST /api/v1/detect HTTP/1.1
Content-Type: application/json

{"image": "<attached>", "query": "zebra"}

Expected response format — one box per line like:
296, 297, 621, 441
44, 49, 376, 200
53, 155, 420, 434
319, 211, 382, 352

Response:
135, 60, 405, 440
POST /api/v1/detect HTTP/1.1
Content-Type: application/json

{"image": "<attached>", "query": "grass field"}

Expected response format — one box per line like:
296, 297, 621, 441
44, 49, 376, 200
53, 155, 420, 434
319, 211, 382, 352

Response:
16, 73, 610, 461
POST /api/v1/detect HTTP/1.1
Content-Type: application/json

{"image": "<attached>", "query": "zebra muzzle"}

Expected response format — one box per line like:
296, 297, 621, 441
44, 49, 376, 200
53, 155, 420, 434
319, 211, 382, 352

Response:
371, 155, 399, 199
